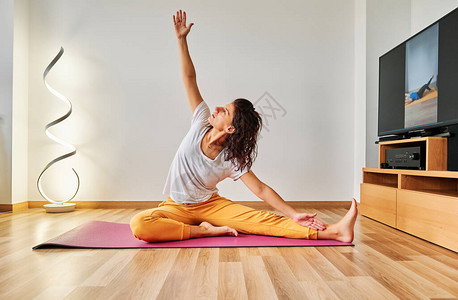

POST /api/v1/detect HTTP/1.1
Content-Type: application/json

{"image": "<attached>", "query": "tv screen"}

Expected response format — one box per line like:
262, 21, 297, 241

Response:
378, 8, 458, 137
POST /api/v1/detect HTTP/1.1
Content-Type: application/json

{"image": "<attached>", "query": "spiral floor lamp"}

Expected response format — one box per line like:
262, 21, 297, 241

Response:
37, 47, 80, 213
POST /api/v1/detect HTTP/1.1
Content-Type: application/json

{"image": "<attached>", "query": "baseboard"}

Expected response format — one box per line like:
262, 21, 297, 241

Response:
0, 204, 13, 212
0, 201, 29, 212
21, 200, 351, 210
27, 201, 163, 209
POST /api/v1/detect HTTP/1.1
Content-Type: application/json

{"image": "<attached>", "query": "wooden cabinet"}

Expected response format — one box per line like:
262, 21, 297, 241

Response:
361, 137, 458, 252
360, 183, 397, 227
397, 189, 458, 252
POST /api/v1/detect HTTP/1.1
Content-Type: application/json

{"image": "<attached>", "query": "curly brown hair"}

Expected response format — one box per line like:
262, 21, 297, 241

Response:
223, 98, 263, 172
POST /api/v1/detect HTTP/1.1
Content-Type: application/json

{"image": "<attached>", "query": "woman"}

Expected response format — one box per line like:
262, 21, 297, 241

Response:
130, 10, 357, 243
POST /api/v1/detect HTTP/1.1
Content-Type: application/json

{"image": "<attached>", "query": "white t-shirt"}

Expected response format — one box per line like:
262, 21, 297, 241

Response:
162, 101, 249, 204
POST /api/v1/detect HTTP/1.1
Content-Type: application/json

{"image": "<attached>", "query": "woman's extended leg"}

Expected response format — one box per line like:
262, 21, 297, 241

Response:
195, 195, 318, 239
196, 195, 358, 242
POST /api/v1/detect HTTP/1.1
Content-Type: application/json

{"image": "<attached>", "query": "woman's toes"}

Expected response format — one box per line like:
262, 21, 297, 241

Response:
224, 226, 238, 236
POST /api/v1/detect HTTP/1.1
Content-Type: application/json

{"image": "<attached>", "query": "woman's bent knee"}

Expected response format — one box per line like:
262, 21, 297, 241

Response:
129, 209, 187, 242
129, 211, 159, 242
129, 207, 191, 242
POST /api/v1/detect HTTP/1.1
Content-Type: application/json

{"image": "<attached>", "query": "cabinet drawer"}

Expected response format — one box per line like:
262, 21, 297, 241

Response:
360, 183, 397, 227
397, 190, 458, 252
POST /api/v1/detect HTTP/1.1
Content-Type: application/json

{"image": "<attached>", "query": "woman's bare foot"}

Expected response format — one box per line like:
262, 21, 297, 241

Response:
317, 198, 358, 242
190, 221, 238, 238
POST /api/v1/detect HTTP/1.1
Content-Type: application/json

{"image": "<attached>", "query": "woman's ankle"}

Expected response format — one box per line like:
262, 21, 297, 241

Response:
316, 224, 338, 240
189, 224, 210, 238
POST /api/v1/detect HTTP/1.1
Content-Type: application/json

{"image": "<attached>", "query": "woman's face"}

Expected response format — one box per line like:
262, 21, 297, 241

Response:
208, 102, 236, 133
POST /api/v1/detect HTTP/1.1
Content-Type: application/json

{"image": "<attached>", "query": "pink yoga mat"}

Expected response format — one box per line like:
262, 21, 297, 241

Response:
33, 221, 353, 249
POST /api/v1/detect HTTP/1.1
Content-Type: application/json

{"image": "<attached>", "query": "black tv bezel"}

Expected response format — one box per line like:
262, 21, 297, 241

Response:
377, 7, 458, 138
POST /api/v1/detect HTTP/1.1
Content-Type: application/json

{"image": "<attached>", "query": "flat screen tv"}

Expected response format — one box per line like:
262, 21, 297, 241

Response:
378, 7, 458, 138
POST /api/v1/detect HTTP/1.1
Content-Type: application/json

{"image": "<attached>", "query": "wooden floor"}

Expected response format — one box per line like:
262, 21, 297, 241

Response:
0, 204, 457, 300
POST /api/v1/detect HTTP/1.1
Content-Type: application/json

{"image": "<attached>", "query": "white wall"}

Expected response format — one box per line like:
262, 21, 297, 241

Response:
0, 0, 14, 205
27, 0, 356, 202
12, 0, 29, 205
411, 0, 458, 34
353, 0, 366, 201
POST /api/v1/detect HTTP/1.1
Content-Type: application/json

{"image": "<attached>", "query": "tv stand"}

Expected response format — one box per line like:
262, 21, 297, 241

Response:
361, 137, 457, 252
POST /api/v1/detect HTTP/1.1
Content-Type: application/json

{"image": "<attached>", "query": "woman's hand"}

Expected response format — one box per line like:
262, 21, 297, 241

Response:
292, 212, 327, 231
173, 9, 194, 40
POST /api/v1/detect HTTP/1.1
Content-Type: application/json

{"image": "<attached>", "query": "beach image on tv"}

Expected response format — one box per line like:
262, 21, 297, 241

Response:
404, 23, 439, 129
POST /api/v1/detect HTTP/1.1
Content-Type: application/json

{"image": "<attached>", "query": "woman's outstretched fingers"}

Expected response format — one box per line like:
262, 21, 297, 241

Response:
312, 221, 325, 231
183, 11, 186, 25
314, 218, 326, 230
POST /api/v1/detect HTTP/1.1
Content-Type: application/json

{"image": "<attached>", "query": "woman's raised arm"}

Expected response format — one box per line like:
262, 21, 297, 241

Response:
173, 9, 203, 113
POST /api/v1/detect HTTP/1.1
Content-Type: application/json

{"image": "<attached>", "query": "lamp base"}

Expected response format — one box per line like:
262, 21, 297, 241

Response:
44, 203, 76, 213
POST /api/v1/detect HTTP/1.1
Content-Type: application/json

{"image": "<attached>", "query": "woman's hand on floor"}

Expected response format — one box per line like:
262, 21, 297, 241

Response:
292, 213, 326, 231
173, 9, 194, 39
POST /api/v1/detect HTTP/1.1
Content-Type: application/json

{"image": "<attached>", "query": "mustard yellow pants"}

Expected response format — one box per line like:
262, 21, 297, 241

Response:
130, 193, 317, 242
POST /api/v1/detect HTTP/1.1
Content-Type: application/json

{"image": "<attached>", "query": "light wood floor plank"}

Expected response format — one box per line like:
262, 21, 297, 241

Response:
218, 262, 249, 300
297, 248, 347, 281
326, 276, 399, 300
315, 247, 368, 277
100, 249, 180, 299
240, 256, 278, 300
278, 247, 324, 282
263, 256, 307, 299
219, 247, 240, 262
429, 253, 458, 270
189, 248, 219, 299
408, 255, 458, 281
300, 281, 340, 300
64, 287, 106, 300
238, 247, 261, 256
81, 249, 139, 286
33, 286, 76, 300
258, 246, 282, 257
399, 260, 458, 296
364, 240, 413, 261
156, 248, 200, 299
1, 250, 102, 299
347, 245, 454, 299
